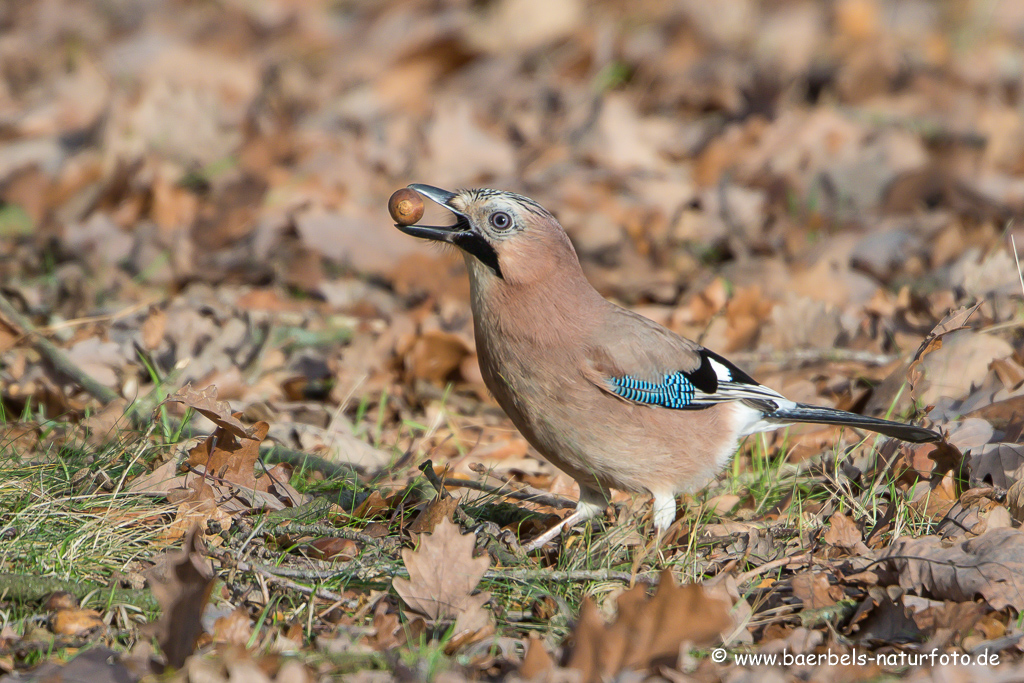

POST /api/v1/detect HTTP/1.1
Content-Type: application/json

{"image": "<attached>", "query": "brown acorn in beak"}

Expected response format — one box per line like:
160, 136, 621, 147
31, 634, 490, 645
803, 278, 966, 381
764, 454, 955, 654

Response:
388, 188, 425, 226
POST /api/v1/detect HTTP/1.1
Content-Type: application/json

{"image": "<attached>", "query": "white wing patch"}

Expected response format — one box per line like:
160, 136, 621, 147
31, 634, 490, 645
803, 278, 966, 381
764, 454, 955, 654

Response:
709, 358, 734, 382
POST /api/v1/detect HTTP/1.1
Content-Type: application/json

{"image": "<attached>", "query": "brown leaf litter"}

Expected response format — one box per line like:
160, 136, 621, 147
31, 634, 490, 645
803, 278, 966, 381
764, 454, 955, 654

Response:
881, 527, 1024, 611
521, 569, 733, 682
143, 525, 215, 669
392, 517, 494, 645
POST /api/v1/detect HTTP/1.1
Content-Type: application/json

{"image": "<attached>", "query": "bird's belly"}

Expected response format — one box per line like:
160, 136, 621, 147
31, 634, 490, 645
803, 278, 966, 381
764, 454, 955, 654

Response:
482, 356, 744, 496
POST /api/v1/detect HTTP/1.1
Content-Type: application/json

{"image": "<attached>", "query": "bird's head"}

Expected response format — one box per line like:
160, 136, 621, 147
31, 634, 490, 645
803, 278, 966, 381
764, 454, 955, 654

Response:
393, 184, 580, 286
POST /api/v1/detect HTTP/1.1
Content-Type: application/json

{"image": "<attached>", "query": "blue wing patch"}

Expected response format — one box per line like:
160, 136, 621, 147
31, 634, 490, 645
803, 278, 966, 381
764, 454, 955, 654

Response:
607, 351, 782, 411
609, 373, 697, 409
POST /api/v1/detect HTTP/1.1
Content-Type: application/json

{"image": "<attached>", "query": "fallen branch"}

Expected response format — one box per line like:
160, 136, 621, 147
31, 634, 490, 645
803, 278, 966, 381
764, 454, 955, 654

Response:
735, 553, 813, 584
468, 462, 578, 510
485, 568, 658, 585
205, 554, 654, 586
419, 459, 577, 510
0, 291, 120, 406
264, 521, 401, 554
208, 547, 358, 607
0, 572, 158, 611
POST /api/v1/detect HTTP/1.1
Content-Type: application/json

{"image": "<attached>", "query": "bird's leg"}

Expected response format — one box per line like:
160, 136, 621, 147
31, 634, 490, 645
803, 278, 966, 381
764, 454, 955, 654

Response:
651, 492, 678, 536
522, 488, 607, 552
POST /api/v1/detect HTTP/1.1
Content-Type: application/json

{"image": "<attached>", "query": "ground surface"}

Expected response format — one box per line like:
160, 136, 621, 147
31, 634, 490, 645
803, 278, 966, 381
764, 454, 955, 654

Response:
3, 0, 1024, 681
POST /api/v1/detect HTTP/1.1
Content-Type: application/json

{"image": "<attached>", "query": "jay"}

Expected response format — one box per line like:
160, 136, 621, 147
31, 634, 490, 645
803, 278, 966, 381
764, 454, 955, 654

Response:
393, 184, 940, 550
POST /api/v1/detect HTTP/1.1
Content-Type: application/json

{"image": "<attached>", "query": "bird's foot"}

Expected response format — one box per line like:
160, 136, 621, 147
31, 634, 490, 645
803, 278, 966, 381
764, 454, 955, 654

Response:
521, 507, 601, 552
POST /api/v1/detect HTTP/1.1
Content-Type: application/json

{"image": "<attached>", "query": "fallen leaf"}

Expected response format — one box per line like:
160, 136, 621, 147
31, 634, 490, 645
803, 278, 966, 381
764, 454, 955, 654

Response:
306, 537, 359, 561
1008, 480, 1024, 522
407, 496, 460, 534
15, 647, 136, 683
968, 443, 1024, 488
565, 569, 732, 682
127, 458, 189, 496
881, 527, 1024, 610
212, 607, 252, 646
405, 329, 472, 383
519, 636, 556, 679
361, 602, 405, 652
913, 329, 1013, 406
790, 571, 840, 610
50, 608, 104, 637
141, 305, 167, 351
353, 490, 391, 520
187, 419, 270, 492
144, 525, 216, 668
164, 383, 255, 439
392, 517, 493, 640
823, 512, 863, 551
850, 588, 925, 644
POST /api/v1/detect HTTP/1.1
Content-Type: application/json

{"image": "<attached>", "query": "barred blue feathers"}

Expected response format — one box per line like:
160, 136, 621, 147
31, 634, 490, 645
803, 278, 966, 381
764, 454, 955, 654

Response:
609, 373, 697, 409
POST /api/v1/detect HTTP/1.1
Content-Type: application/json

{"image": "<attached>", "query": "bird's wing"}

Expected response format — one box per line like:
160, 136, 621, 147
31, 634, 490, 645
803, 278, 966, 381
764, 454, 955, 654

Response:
582, 307, 786, 412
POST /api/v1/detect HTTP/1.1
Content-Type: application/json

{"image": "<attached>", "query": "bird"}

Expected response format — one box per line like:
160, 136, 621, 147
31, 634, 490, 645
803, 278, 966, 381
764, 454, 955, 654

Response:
391, 184, 941, 551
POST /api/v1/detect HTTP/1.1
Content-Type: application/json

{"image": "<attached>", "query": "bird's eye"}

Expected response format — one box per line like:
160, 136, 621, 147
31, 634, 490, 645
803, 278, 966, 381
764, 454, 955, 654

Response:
489, 211, 512, 231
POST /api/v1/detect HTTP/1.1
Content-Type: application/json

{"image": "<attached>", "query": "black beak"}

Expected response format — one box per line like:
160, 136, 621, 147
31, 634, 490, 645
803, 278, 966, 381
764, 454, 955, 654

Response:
395, 184, 503, 278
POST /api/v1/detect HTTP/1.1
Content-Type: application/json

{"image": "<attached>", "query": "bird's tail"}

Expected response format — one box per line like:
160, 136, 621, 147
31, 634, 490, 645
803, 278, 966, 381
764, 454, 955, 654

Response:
765, 403, 940, 443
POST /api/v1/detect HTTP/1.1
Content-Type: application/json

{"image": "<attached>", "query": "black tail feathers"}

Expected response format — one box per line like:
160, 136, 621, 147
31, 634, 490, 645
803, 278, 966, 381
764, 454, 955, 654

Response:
766, 403, 940, 443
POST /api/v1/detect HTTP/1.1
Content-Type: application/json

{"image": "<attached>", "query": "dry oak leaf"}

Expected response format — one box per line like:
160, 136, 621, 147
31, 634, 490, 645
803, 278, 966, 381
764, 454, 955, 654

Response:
164, 383, 254, 439
790, 571, 841, 610
187, 419, 270, 492
143, 525, 216, 668
565, 569, 732, 683
823, 512, 871, 555
392, 517, 493, 638
968, 443, 1024, 489
407, 495, 460, 534
880, 527, 1024, 611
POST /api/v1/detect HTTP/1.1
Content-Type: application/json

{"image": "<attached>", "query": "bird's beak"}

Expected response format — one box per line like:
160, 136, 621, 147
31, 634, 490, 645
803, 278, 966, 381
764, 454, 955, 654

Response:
396, 184, 504, 278
394, 184, 470, 241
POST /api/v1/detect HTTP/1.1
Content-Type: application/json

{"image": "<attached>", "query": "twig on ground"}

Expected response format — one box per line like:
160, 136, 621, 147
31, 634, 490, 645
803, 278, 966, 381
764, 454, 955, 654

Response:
206, 554, 653, 586
208, 547, 358, 607
485, 568, 658, 585
468, 462, 578, 510
264, 521, 401, 554
420, 460, 576, 510
0, 573, 158, 611
735, 553, 813, 584
0, 290, 120, 406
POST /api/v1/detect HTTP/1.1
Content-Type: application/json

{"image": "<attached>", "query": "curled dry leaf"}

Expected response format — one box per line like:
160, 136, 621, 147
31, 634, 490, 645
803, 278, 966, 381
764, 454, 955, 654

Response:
880, 527, 1024, 611
50, 608, 104, 637
823, 512, 863, 550
1007, 479, 1024, 522
563, 569, 732, 683
392, 517, 493, 641
143, 525, 216, 668
407, 495, 460, 534
163, 383, 254, 439
968, 443, 1024, 489
790, 571, 841, 610
187, 418, 271, 493
212, 607, 253, 646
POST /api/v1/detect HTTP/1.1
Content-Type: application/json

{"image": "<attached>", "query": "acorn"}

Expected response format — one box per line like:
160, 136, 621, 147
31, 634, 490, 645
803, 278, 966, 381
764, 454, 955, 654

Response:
388, 188, 424, 226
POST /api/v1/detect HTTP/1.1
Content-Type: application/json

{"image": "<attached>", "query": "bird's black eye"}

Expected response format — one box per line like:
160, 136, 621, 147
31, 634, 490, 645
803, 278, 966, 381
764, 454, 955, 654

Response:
489, 211, 512, 231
